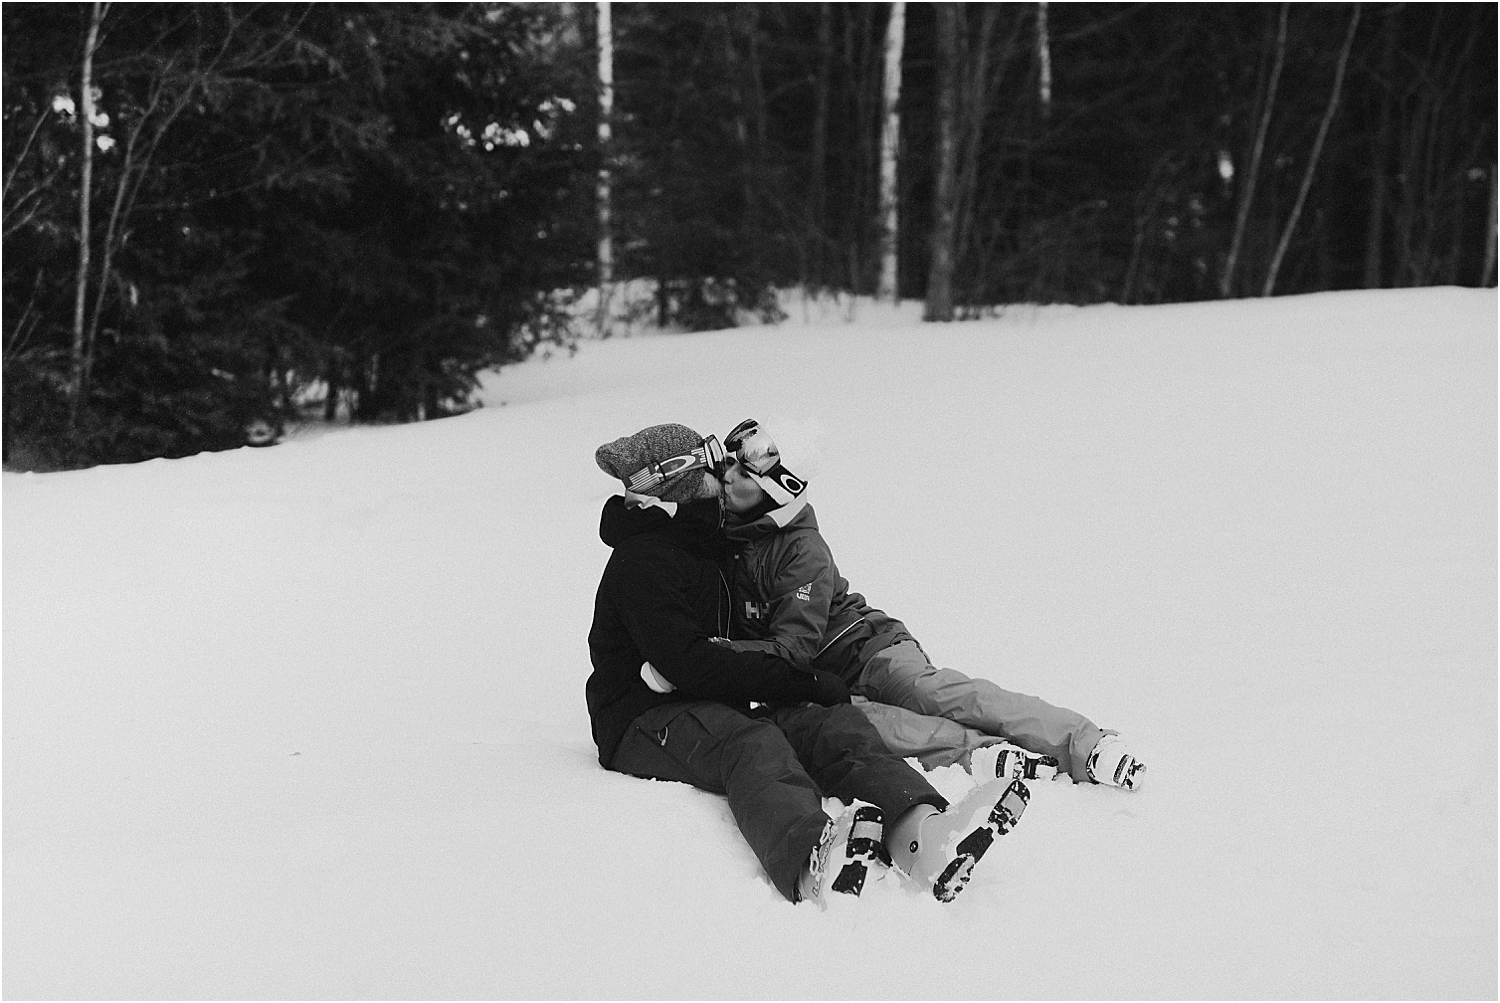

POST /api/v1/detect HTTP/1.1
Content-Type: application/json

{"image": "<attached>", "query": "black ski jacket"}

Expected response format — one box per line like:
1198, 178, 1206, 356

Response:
586, 494, 833, 767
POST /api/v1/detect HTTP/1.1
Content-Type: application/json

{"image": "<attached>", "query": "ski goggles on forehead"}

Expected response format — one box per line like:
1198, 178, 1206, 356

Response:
625, 435, 728, 493
724, 418, 780, 475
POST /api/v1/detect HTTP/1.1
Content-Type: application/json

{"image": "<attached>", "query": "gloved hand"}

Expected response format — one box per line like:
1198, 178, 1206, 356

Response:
786, 668, 851, 706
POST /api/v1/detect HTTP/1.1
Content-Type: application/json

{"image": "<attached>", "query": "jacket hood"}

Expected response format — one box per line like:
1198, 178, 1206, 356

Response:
599, 493, 724, 549
724, 496, 817, 543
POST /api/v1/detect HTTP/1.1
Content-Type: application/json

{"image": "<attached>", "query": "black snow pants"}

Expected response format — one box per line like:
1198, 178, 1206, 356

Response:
611, 700, 948, 902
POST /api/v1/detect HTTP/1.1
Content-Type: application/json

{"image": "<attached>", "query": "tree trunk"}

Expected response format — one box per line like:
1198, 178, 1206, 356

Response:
595, 0, 614, 336
743, 5, 768, 259
721, 12, 757, 252
807, 1, 831, 288
1483, 163, 1497, 287
876, 1, 905, 301
849, 3, 880, 293
952, 3, 1003, 290
82, 79, 171, 396
1263, 4, 1361, 297
924, 2, 960, 322
324, 369, 340, 422
1036, 1, 1052, 120
1220, 2, 1287, 299
1363, 11, 1396, 288
68, 1, 105, 423
745, 6, 767, 152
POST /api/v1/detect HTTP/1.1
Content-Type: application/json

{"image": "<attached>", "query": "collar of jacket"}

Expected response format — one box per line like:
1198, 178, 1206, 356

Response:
598, 493, 724, 549
723, 495, 815, 543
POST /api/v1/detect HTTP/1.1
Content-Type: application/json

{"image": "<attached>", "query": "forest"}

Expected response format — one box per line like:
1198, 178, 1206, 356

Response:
3, 2, 1495, 469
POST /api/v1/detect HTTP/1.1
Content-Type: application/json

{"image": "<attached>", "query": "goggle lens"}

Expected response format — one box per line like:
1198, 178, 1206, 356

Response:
725, 418, 780, 475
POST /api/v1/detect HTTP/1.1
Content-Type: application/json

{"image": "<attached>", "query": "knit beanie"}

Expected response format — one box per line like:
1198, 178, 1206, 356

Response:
595, 423, 709, 504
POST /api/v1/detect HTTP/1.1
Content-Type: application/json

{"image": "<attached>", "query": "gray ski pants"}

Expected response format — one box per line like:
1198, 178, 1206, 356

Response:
849, 697, 999, 772
610, 699, 947, 902
850, 640, 1105, 782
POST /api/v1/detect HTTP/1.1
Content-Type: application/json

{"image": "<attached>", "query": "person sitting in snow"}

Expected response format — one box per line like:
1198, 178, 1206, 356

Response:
714, 418, 1146, 792
587, 422, 1031, 906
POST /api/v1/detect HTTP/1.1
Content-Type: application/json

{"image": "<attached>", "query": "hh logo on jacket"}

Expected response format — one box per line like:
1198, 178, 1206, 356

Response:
744, 601, 771, 620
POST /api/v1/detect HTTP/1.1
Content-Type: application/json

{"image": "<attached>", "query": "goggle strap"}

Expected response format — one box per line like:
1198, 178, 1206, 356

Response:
624, 436, 726, 493
748, 460, 805, 506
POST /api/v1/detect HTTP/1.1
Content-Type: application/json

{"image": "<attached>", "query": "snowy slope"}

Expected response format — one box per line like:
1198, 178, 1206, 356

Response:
4, 288, 1495, 999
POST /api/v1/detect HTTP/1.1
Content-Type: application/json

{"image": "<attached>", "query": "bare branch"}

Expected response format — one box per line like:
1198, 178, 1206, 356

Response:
1221, 3, 1287, 298
81, 74, 165, 390
1264, 4, 1362, 296
4, 270, 46, 361
2, 108, 53, 205
3, 168, 63, 231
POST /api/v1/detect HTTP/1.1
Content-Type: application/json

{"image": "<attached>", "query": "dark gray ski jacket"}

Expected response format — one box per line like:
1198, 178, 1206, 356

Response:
724, 501, 915, 681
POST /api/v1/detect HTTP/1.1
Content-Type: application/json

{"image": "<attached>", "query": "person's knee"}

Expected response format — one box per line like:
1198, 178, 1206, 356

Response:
927, 668, 989, 710
816, 703, 896, 757
881, 663, 980, 720
715, 713, 799, 776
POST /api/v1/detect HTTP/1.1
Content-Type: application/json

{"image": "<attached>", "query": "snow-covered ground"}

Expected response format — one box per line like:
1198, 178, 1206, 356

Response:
4, 288, 1495, 999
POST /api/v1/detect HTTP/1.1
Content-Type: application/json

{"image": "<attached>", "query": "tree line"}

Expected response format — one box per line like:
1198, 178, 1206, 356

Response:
4, 2, 1495, 469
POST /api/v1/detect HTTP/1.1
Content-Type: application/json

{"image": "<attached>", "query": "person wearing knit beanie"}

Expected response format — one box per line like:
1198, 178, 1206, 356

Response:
595, 422, 719, 504
586, 422, 1016, 907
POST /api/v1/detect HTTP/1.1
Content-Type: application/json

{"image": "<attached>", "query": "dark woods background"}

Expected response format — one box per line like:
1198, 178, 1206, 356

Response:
3, 3, 1495, 469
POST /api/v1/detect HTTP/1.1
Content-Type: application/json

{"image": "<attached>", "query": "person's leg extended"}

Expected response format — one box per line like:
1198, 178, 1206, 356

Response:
611, 701, 829, 902
850, 697, 999, 771
770, 702, 1040, 903
855, 640, 1105, 782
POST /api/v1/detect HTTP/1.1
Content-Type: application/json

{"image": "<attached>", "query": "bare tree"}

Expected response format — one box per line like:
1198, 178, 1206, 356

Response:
596, 0, 614, 336
67, 1, 106, 423
1363, 11, 1396, 288
1484, 164, 1498, 287
1264, 4, 1361, 296
70, 6, 286, 400
876, 1, 905, 302
806, 2, 832, 288
950, 3, 1006, 300
924, 2, 960, 321
1036, 1, 1052, 120
1220, 2, 1287, 299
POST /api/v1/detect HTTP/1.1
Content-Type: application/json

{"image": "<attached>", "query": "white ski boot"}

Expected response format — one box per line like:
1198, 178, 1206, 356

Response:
890, 778, 1029, 903
972, 742, 1060, 782
796, 802, 885, 907
1086, 735, 1145, 791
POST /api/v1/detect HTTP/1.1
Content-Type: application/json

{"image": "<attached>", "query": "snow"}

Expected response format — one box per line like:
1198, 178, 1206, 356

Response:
5, 287, 1496, 999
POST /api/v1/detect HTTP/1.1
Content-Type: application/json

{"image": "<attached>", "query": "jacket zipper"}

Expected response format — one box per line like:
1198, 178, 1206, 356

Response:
815, 616, 866, 658
717, 568, 731, 638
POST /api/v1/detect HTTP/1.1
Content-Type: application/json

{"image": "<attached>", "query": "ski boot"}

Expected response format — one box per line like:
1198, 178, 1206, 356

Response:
1086, 735, 1146, 791
972, 742, 1060, 783
890, 778, 1029, 903
796, 802, 886, 907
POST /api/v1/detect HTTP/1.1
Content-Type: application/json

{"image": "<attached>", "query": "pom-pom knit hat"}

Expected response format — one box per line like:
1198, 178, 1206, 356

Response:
595, 423, 710, 504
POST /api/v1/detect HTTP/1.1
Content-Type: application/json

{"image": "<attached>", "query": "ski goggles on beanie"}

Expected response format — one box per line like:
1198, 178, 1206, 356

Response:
724, 419, 807, 506
625, 435, 728, 494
